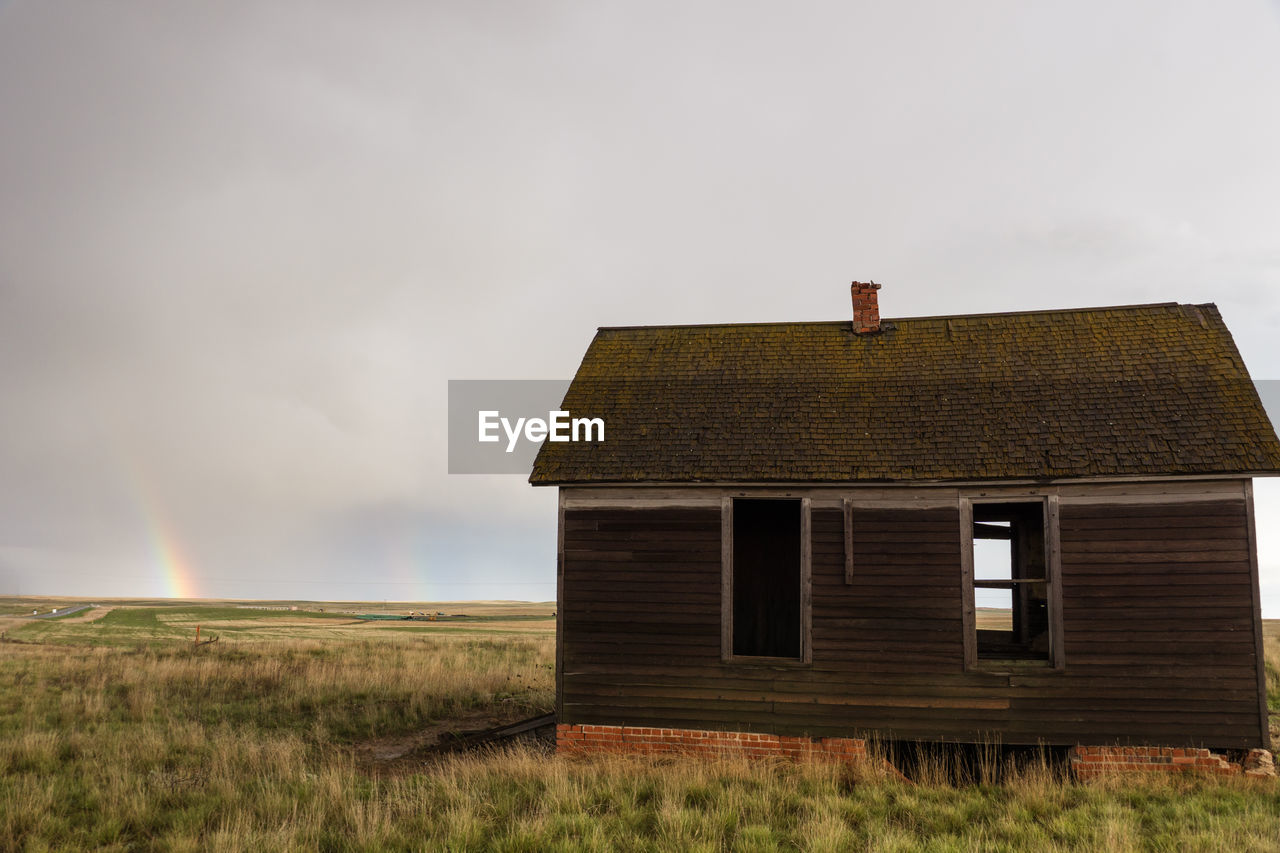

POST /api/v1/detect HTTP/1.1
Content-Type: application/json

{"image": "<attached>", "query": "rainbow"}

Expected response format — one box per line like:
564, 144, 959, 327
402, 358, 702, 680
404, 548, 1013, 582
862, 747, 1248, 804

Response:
147, 523, 200, 600
123, 465, 201, 599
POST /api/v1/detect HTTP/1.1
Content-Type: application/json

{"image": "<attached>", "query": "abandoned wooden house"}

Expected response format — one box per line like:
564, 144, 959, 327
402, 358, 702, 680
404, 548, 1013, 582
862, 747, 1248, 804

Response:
530, 284, 1280, 767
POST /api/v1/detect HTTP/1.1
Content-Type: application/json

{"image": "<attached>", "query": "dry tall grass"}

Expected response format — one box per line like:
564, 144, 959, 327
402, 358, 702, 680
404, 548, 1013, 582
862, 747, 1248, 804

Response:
7, 733, 1278, 851
0, 632, 552, 736
1, 610, 1278, 851
1, 627, 555, 850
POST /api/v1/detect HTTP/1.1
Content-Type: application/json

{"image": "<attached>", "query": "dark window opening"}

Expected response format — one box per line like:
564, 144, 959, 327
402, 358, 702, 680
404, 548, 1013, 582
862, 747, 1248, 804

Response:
732, 498, 801, 658
972, 502, 1049, 661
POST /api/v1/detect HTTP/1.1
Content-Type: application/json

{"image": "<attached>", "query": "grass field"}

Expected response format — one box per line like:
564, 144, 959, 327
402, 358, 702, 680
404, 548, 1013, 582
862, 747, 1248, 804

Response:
1, 599, 1278, 851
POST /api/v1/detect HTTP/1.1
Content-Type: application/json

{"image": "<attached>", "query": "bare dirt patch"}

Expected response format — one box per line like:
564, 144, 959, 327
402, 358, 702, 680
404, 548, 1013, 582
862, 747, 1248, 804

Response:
354, 706, 549, 776
58, 607, 114, 624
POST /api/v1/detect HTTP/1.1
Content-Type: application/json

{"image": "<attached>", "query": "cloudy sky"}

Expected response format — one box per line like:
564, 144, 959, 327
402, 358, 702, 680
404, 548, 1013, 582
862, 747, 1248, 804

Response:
1, 2, 1278, 607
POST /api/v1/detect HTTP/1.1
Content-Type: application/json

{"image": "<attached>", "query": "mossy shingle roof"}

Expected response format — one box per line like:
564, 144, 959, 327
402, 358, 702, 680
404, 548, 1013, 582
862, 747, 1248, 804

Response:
529, 302, 1280, 484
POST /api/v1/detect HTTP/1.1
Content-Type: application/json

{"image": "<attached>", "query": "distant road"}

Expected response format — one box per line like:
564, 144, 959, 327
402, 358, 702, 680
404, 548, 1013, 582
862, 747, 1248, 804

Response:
28, 605, 90, 620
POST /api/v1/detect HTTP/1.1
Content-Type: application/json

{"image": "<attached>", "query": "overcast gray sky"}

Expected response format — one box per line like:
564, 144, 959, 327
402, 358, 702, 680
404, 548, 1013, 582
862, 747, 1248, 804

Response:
1, 2, 1278, 608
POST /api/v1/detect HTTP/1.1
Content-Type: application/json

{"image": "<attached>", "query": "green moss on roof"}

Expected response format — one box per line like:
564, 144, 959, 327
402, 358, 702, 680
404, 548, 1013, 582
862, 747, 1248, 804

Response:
529, 303, 1280, 484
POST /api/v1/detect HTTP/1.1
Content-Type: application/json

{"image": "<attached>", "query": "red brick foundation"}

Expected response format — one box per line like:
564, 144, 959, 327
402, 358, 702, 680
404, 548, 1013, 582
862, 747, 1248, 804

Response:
1070, 745, 1241, 779
557, 724, 867, 762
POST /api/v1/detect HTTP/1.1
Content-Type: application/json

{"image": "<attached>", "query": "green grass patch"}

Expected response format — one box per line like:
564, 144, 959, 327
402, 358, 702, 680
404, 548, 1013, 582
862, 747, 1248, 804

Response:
8, 607, 184, 647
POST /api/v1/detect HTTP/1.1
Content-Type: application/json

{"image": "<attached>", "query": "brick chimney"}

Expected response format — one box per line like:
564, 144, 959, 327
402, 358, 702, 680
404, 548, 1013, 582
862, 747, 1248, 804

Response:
851, 281, 881, 334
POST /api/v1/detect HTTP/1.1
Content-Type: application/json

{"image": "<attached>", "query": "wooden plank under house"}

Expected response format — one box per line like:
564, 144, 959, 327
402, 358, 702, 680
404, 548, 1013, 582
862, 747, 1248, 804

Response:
531, 284, 1280, 762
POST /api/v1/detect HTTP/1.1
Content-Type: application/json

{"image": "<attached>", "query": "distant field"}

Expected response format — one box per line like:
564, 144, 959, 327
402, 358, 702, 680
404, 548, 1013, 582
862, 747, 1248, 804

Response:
1, 598, 555, 647
0, 600, 1277, 850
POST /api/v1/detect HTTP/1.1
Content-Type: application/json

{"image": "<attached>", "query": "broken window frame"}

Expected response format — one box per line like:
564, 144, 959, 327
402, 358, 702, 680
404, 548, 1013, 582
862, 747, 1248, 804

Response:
960, 494, 1065, 670
721, 495, 812, 664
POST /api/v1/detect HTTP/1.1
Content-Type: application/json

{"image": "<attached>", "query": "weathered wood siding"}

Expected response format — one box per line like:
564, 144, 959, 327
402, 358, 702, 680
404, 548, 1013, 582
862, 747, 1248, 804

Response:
562, 507, 725, 729
559, 491, 1265, 748
1049, 499, 1262, 747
